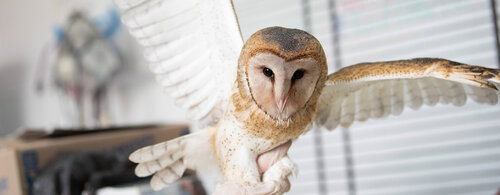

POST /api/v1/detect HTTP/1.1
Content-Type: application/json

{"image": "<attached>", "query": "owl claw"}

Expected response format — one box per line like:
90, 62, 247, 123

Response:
261, 179, 291, 195
259, 155, 296, 195
213, 180, 288, 195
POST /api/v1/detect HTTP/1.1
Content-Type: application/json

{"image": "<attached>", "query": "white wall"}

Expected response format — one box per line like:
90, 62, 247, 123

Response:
0, 0, 187, 136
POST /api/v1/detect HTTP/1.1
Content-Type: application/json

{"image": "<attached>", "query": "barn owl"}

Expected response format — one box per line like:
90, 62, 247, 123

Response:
114, 0, 500, 194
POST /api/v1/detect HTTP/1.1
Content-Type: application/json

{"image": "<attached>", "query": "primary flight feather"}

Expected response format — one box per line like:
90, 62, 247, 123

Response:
114, 0, 500, 194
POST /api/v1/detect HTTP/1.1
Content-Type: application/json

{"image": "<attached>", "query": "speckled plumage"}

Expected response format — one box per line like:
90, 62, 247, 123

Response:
115, 0, 500, 193
317, 58, 500, 129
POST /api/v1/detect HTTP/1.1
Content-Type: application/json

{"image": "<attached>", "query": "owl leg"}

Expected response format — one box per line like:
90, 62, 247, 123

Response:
261, 155, 297, 194
216, 152, 295, 195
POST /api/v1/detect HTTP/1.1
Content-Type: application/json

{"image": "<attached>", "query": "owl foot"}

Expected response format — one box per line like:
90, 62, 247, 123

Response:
261, 155, 297, 195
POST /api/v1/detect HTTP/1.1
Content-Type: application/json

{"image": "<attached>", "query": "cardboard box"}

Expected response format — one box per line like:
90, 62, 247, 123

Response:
0, 125, 188, 195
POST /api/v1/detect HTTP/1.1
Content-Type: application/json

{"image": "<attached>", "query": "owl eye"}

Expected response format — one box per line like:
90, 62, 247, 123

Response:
263, 67, 274, 78
292, 70, 305, 80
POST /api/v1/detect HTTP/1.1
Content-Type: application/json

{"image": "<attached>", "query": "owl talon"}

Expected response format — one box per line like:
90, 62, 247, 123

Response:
261, 179, 290, 195
259, 155, 296, 195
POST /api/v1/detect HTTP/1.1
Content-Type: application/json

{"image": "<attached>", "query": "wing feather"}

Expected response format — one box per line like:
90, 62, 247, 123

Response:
370, 83, 386, 118
391, 80, 405, 115
115, 0, 243, 127
155, 55, 206, 89
129, 13, 199, 40
340, 92, 355, 127
184, 79, 215, 109
174, 74, 211, 109
114, 0, 145, 10
435, 79, 453, 104
404, 79, 423, 110
418, 78, 439, 106
190, 90, 221, 121
450, 81, 467, 106
355, 87, 370, 121
166, 63, 211, 98
378, 83, 392, 118
143, 35, 203, 62
316, 58, 500, 130
326, 100, 342, 129
122, 0, 198, 28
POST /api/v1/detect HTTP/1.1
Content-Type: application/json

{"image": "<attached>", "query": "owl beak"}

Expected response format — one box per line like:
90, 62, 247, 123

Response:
276, 96, 289, 113
275, 79, 291, 114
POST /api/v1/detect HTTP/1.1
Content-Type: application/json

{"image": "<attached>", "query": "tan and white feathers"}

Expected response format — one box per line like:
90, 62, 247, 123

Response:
316, 58, 500, 129
114, 0, 500, 193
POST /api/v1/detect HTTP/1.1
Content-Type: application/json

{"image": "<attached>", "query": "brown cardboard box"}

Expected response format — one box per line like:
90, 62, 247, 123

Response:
0, 125, 188, 195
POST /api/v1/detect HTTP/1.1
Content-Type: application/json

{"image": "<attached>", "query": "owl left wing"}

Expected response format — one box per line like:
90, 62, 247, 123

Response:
114, 0, 243, 127
315, 58, 500, 130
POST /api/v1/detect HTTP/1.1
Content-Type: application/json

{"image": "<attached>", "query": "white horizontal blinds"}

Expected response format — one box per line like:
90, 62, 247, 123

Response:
234, 0, 305, 39
495, 0, 500, 65
307, 1, 352, 195
344, 105, 500, 195
286, 133, 323, 194
331, 0, 500, 195
308, 0, 339, 72
338, 0, 498, 67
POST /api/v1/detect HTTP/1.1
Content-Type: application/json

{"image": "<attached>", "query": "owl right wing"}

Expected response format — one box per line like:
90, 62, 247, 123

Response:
114, 0, 243, 127
316, 58, 500, 130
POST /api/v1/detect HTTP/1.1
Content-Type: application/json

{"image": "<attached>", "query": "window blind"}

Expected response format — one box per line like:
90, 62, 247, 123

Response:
233, 0, 500, 194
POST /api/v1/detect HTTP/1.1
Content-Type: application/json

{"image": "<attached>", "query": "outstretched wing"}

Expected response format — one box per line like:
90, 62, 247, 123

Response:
115, 0, 243, 127
316, 58, 500, 130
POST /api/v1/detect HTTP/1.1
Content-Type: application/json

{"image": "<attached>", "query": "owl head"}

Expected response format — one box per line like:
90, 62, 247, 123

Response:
236, 26, 328, 122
